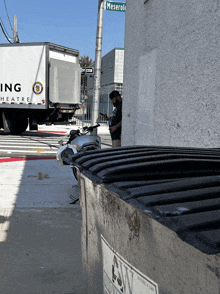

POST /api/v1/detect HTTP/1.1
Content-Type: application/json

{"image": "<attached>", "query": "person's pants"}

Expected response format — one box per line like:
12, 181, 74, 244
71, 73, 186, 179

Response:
112, 139, 121, 148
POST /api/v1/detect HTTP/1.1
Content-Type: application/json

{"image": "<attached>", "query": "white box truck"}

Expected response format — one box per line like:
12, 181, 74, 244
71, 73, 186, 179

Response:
0, 42, 81, 134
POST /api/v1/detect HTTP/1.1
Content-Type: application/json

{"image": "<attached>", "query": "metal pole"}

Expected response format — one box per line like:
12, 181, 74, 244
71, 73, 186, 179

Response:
83, 76, 86, 127
107, 84, 110, 117
91, 0, 104, 134
13, 15, 17, 43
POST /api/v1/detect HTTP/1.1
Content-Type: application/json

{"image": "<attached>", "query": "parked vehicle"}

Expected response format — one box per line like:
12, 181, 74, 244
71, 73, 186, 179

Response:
56, 124, 101, 180
0, 42, 81, 134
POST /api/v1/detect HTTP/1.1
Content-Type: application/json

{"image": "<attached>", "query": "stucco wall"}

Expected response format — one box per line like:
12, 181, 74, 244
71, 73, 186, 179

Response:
122, 0, 220, 148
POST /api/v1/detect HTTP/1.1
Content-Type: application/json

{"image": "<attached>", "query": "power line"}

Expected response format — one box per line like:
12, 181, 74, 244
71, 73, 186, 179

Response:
0, 20, 12, 43
2, 0, 20, 43
3, 0, 13, 32
0, 17, 13, 39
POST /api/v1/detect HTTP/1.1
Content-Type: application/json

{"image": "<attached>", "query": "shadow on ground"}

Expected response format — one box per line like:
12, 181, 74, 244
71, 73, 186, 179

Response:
0, 159, 87, 294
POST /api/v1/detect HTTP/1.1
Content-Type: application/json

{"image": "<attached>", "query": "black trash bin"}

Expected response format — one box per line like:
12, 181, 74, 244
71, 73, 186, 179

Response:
69, 146, 220, 294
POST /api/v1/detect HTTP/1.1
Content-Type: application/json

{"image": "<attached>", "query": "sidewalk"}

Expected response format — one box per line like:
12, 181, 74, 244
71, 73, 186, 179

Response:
37, 122, 110, 135
0, 158, 87, 294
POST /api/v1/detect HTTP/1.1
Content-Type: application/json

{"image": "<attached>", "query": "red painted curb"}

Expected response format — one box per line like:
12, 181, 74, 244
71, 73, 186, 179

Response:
0, 157, 56, 163
36, 130, 67, 134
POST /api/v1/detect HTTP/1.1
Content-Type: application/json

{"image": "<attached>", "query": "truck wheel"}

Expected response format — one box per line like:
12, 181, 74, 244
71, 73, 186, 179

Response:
16, 118, 28, 134
2, 112, 28, 135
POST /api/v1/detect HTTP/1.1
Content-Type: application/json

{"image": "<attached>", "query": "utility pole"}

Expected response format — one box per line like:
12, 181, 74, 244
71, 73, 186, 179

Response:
13, 15, 17, 43
91, 0, 105, 134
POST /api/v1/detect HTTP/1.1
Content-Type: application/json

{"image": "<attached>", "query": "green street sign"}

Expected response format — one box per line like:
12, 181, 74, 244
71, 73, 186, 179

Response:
104, 1, 126, 12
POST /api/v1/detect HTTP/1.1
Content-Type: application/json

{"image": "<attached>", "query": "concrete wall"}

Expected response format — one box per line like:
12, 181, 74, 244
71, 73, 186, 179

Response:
100, 49, 115, 86
87, 48, 124, 90
86, 48, 124, 118
114, 49, 124, 84
122, 0, 220, 148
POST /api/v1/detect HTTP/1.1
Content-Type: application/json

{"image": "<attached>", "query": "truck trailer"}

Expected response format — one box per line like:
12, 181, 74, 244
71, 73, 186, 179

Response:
0, 42, 81, 134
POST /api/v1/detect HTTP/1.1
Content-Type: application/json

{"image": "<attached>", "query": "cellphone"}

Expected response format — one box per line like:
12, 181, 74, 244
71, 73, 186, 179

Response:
100, 112, 105, 116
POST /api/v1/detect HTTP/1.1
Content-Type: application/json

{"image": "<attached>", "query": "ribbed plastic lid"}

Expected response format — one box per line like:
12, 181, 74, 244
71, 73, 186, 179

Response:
70, 146, 220, 254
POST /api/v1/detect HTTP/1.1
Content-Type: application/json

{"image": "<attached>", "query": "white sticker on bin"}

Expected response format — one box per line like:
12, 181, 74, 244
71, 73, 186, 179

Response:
101, 235, 159, 294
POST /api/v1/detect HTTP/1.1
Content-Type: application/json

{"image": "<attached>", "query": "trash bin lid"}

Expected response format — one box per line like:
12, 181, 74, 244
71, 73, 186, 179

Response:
70, 146, 220, 254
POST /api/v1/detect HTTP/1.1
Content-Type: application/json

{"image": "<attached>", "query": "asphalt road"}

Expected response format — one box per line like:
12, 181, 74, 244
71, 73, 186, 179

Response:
0, 127, 112, 158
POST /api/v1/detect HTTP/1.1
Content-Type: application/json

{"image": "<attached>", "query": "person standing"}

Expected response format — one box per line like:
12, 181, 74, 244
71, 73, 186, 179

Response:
103, 90, 122, 147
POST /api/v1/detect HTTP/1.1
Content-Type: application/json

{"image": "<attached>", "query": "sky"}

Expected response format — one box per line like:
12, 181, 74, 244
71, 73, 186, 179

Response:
0, 0, 126, 60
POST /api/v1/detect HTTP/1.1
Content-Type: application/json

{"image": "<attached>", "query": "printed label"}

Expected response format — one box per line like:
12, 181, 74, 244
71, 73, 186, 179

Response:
101, 235, 159, 294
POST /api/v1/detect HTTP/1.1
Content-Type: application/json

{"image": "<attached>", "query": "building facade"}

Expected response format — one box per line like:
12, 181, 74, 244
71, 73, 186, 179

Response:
86, 48, 124, 119
122, 0, 220, 148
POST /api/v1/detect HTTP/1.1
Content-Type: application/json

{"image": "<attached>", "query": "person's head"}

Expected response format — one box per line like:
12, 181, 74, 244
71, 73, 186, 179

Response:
109, 90, 122, 107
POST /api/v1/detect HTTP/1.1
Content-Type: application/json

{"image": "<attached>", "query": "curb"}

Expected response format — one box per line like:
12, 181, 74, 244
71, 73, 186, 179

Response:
36, 130, 67, 134
0, 157, 56, 163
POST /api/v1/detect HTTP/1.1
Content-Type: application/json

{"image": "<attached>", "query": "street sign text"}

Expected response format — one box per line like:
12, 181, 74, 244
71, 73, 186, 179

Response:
104, 1, 126, 12
81, 67, 94, 75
